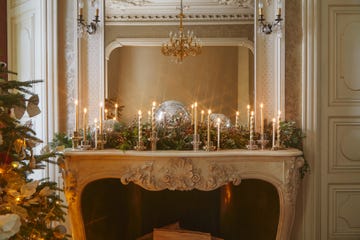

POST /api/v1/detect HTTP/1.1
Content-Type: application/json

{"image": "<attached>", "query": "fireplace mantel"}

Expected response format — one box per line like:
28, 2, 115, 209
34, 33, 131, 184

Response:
61, 149, 304, 240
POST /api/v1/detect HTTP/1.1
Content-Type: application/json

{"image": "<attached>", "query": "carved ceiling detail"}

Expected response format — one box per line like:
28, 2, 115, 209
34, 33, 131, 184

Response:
105, 0, 254, 25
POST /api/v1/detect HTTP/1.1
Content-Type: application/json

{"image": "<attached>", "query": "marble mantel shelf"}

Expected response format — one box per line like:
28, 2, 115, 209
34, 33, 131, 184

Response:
61, 149, 304, 240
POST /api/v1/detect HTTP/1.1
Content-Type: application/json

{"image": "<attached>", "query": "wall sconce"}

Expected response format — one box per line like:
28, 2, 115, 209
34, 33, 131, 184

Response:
77, 0, 100, 37
258, 0, 283, 35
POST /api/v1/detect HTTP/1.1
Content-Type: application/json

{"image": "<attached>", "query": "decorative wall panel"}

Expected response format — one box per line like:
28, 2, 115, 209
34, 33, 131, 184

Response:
329, 6, 360, 106
329, 185, 360, 238
329, 118, 360, 172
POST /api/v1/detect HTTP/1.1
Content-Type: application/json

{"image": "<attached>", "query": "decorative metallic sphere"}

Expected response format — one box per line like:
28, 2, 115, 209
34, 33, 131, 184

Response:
210, 113, 231, 128
155, 100, 191, 128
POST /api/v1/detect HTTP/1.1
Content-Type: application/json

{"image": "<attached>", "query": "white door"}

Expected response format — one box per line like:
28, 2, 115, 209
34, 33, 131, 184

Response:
320, 1, 360, 239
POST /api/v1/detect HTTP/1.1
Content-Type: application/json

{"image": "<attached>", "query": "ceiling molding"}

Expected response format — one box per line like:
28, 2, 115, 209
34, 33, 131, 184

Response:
105, 0, 255, 25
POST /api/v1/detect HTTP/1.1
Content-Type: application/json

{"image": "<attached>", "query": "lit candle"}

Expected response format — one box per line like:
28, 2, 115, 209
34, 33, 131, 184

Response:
94, 1, 99, 17
201, 110, 204, 124
260, 103, 264, 140
272, 118, 276, 148
115, 103, 118, 120
207, 109, 211, 149
75, 100, 79, 132
277, 111, 281, 147
235, 111, 239, 128
78, 0, 84, 16
247, 105, 250, 130
94, 118, 98, 147
83, 108, 87, 142
194, 102, 198, 136
138, 110, 142, 144
277, 0, 282, 16
151, 101, 156, 134
99, 102, 103, 135
104, 109, 108, 120
250, 111, 254, 144
217, 117, 221, 150
258, 2, 263, 16
191, 104, 194, 125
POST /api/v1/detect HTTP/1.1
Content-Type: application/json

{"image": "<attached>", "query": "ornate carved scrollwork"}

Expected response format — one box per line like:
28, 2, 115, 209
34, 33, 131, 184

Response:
284, 157, 305, 205
217, 0, 254, 8
58, 156, 78, 205
120, 158, 242, 191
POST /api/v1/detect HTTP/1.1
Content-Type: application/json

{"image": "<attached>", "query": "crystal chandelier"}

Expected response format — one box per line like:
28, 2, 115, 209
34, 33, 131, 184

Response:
161, 0, 202, 63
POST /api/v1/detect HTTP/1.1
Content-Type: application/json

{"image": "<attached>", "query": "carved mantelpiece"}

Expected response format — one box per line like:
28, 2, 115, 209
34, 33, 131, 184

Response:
62, 149, 303, 240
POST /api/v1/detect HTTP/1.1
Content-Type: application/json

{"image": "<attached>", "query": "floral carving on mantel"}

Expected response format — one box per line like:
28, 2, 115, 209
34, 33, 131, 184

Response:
284, 157, 305, 205
63, 170, 78, 205
217, 0, 254, 8
120, 158, 242, 191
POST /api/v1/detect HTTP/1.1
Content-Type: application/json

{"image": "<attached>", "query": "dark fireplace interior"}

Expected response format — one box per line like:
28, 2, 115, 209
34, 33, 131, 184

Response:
82, 179, 279, 240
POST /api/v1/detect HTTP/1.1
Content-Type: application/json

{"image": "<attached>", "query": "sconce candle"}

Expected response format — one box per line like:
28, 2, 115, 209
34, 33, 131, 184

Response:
75, 100, 79, 132
277, 0, 282, 16
258, 2, 263, 15
78, 0, 84, 16
217, 117, 221, 150
83, 108, 87, 142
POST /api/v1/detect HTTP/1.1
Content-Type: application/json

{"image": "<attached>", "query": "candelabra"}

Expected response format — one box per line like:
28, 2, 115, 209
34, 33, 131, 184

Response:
77, 0, 100, 37
258, 1, 283, 35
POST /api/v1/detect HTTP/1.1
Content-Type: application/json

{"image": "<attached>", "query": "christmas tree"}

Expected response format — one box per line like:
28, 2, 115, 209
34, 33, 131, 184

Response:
0, 62, 69, 239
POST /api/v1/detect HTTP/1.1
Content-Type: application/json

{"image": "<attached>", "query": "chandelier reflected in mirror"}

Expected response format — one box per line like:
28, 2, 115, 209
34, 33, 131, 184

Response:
161, 0, 202, 63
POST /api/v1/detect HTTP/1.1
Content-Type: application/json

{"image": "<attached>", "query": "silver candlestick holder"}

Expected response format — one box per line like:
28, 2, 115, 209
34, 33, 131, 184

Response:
191, 134, 201, 151
149, 132, 158, 151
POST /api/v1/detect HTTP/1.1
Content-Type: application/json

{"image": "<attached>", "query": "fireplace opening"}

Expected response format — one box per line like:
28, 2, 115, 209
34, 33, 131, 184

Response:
81, 179, 279, 240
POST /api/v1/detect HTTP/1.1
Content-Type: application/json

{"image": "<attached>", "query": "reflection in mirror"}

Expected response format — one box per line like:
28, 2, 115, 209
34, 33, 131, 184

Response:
107, 44, 254, 124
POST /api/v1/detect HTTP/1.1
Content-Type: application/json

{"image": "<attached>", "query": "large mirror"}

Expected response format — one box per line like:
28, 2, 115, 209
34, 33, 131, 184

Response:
104, 0, 255, 124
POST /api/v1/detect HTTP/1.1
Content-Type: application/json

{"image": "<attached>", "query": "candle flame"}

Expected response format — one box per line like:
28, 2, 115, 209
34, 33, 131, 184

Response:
236, 111, 239, 116
217, 118, 221, 123
94, 118, 98, 123
191, 104, 194, 108
75, 100, 78, 105
194, 102, 198, 107
251, 111, 254, 116
99, 102, 103, 107
208, 109, 212, 114
278, 110, 281, 115
247, 104, 250, 110
201, 110, 204, 114
115, 103, 118, 108
152, 101, 156, 107
260, 103, 264, 108
138, 110, 142, 115
84, 108, 87, 113
272, 118, 276, 122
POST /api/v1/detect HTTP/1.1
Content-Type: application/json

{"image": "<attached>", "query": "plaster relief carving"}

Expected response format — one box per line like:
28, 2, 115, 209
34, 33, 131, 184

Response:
120, 158, 242, 191
217, 0, 254, 8
63, 170, 78, 205
284, 157, 304, 205
338, 193, 360, 229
